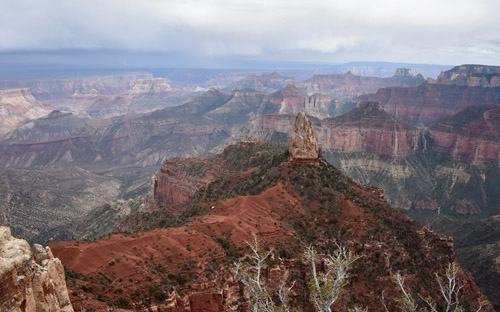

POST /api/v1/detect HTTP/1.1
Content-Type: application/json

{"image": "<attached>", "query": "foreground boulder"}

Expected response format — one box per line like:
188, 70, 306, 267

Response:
0, 226, 73, 312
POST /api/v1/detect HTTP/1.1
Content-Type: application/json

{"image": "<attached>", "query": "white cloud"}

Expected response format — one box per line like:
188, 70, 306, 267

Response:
0, 0, 499, 65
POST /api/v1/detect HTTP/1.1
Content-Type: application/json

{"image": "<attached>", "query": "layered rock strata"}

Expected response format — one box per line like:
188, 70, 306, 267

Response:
359, 82, 500, 127
0, 226, 73, 312
427, 105, 500, 167
319, 101, 420, 157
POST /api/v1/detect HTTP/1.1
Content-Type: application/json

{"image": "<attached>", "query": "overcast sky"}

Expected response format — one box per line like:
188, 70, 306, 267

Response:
1, 0, 499, 68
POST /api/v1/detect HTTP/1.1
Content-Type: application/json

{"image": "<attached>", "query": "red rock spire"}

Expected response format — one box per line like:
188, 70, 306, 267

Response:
289, 112, 319, 160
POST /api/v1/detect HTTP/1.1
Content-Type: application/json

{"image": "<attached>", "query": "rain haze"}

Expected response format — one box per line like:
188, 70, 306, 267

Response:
1, 0, 499, 69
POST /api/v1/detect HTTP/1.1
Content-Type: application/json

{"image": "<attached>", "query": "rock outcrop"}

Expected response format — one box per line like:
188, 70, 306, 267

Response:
436, 64, 500, 87
0, 226, 73, 312
289, 112, 319, 160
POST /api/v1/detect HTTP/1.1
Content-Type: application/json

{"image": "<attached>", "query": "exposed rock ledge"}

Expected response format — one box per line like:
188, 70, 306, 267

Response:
0, 226, 73, 312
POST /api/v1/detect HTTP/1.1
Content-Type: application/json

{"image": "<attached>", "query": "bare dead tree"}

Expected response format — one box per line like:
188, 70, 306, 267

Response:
394, 262, 490, 312
304, 244, 361, 312
233, 235, 276, 312
393, 272, 420, 312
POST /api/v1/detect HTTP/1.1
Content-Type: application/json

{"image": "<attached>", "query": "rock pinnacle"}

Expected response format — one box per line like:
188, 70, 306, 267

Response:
289, 112, 319, 160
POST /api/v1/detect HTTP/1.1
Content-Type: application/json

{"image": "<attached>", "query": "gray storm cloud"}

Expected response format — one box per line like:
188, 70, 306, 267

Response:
0, 0, 499, 65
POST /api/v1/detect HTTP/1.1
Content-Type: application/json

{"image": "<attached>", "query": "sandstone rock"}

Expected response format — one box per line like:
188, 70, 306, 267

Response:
0, 226, 73, 312
289, 112, 319, 160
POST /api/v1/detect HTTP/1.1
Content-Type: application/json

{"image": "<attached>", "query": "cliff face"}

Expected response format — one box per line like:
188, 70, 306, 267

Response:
250, 101, 419, 158
143, 158, 230, 213
436, 64, 500, 87
0, 226, 73, 312
428, 105, 500, 167
0, 88, 53, 137
360, 83, 500, 127
319, 101, 420, 157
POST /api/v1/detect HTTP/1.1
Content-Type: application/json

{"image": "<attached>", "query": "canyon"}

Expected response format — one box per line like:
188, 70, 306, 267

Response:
1, 64, 500, 309
2, 66, 500, 243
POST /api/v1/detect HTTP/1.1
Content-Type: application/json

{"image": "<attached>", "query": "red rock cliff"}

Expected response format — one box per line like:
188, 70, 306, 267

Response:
360, 83, 500, 126
319, 101, 420, 157
428, 104, 500, 167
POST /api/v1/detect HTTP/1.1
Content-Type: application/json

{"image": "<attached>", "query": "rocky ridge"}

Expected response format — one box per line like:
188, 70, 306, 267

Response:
298, 68, 425, 99
0, 226, 73, 312
435, 64, 500, 87
51, 127, 491, 311
0, 73, 153, 101
224, 72, 297, 93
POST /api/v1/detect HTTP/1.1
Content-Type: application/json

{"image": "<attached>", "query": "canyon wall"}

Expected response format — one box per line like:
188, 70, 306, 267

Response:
0, 73, 153, 100
360, 83, 500, 127
319, 101, 420, 157
427, 105, 500, 167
